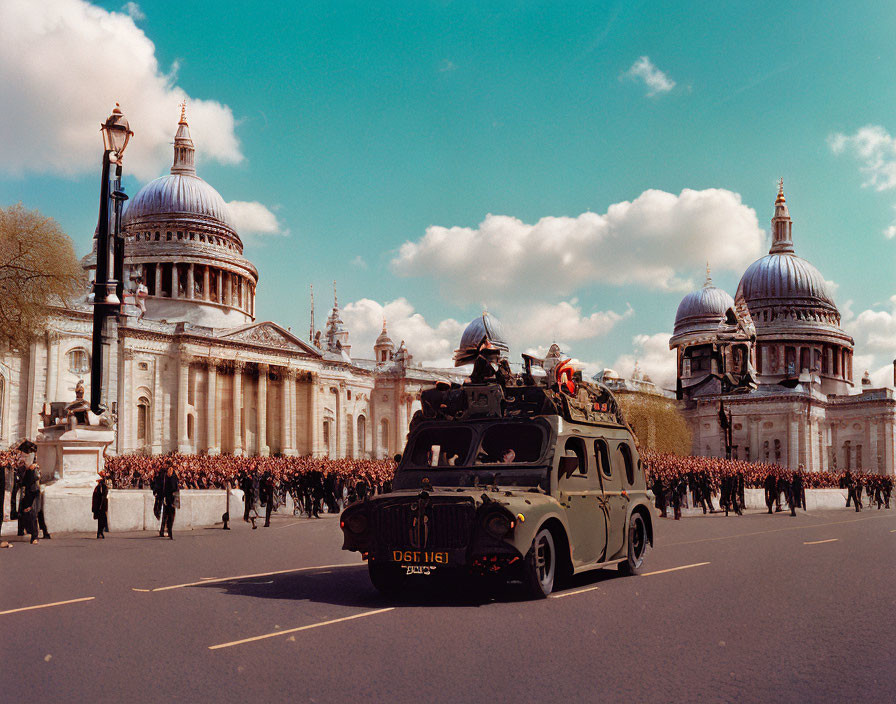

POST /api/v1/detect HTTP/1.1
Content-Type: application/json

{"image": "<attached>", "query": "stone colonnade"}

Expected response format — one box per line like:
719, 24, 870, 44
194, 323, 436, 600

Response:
143, 261, 255, 317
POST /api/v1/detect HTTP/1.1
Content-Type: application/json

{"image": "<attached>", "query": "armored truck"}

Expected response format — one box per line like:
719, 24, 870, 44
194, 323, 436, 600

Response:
340, 378, 653, 598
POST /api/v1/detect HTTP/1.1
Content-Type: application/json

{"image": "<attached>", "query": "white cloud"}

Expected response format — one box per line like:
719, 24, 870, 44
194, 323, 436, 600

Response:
341, 298, 466, 368
0, 0, 242, 180
505, 301, 632, 346
610, 332, 677, 391
227, 201, 285, 238
829, 125, 896, 192
622, 56, 676, 96
121, 2, 144, 21
392, 188, 765, 304
829, 125, 896, 238
350, 255, 368, 269
439, 60, 456, 73
843, 295, 896, 388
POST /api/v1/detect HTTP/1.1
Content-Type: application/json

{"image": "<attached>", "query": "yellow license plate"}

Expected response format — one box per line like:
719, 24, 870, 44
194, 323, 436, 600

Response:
392, 550, 448, 565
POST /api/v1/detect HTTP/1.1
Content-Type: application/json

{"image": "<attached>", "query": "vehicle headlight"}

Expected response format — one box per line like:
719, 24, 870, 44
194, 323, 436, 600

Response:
484, 511, 513, 539
342, 512, 368, 535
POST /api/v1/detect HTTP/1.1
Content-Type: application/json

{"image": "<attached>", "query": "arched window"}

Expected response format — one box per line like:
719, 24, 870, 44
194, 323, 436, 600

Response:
68, 348, 89, 374
323, 420, 332, 456
357, 416, 367, 455
137, 396, 150, 444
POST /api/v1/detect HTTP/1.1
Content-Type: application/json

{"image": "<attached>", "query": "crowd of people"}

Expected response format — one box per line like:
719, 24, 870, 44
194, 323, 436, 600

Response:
642, 451, 893, 519
103, 454, 396, 493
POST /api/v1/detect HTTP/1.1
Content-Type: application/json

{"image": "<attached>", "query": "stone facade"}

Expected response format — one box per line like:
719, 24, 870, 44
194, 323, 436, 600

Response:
0, 114, 458, 460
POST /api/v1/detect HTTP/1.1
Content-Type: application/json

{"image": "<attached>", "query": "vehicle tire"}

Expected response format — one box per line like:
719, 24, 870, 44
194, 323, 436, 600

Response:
618, 513, 648, 576
368, 561, 405, 596
523, 527, 556, 598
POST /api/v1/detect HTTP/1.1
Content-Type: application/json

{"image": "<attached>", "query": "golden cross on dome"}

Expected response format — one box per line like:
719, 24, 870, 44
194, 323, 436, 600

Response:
179, 100, 187, 123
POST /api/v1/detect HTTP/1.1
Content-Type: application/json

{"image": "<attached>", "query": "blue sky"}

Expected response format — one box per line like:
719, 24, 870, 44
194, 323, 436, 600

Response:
1, 0, 895, 385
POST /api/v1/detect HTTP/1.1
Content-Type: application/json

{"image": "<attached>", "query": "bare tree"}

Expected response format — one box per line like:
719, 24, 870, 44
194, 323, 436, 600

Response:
617, 392, 692, 456
0, 204, 84, 350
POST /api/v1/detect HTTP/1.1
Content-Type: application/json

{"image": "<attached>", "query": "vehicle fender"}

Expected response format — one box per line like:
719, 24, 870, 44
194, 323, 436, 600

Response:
626, 500, 654, 548
506, 498, 571, 559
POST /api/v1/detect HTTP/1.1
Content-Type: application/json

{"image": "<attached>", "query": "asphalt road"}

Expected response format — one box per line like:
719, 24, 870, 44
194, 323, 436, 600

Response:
2, 505, 895, 704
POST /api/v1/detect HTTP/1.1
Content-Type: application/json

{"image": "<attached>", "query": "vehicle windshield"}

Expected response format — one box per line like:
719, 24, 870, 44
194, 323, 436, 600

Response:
406, 426, 474, 468
474, 422, 545, 464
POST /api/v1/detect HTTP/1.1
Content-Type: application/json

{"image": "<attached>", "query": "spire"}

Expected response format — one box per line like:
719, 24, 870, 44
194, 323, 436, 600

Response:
171, 102, 196, 176
769, 178, 794, 254
309, 284, 315, 343
704, 261, 713, 287
333, 280, 338, 309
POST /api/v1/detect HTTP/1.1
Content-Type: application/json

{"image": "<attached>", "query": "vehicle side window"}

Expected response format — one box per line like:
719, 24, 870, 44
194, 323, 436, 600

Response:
619, 443, 635, 486
562, 437, 588, 477
594, 439, 611, 479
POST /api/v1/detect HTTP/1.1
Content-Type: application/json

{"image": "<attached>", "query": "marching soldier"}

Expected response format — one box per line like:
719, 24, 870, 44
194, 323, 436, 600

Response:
790, 467, 806, 516
92, 472, 109, 538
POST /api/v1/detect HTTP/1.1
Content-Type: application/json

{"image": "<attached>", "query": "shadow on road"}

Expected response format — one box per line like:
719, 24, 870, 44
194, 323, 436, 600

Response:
190, 560, 628, 608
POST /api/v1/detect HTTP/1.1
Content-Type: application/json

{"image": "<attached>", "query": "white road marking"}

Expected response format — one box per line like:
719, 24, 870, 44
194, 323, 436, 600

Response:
804, 538, 838, 545
667, 514, 891, 547
550, 585, 601, 599
208, 608, 395, 650
131, 588, 150, 593
0, 596, 95, 616
149, 562, 361, 592
640, 562, 711, 577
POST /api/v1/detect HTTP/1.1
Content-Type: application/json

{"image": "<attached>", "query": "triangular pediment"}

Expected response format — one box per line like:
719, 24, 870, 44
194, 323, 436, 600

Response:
217, 321, 321, 356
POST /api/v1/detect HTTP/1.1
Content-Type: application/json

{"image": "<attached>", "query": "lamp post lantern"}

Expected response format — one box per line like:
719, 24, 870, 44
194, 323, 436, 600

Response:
90, 103, 133, 414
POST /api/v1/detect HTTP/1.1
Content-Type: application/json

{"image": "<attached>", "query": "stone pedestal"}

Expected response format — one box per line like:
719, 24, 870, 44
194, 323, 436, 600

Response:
36, 424, 115, 487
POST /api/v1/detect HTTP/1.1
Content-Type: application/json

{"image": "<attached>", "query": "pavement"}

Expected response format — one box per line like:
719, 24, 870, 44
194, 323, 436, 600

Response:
1, 506, 895, 703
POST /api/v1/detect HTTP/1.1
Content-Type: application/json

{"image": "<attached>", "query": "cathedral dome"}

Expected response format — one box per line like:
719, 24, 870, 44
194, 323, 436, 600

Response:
109, 108, 258, 329
737, 253, 836, 311
673, 273, 735, 337
454, 311, 509, 366
123, 173, 234, 231
734, 182, 841, 330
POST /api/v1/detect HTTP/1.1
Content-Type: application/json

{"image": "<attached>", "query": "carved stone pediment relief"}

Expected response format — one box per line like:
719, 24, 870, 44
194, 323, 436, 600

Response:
217, 322, 321, 357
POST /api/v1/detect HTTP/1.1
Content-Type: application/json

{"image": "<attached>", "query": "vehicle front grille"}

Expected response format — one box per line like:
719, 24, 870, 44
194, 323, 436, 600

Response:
372, 498, 475, 551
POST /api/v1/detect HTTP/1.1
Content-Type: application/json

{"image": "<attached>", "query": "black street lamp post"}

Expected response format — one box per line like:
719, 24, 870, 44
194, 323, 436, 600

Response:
91, 104, 133, 414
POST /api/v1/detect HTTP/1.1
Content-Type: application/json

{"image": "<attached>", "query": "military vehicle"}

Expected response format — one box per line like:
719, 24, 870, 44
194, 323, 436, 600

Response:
340, 317, 653, 598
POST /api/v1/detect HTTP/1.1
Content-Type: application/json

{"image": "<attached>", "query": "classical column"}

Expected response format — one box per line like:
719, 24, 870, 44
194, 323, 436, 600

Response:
257, 363, 269, 456
25, 340, 38, 439
232, 360, 245, 456
187, 263, 195, 299
151, 353, 163, 454
119, 349, 134, 454
216, 269, 222, 303
309, 373, 320, 456
172, 264, 180, 299
177, 348, 191, 454
787, 413, 799, 469
225, 273, 232, 307
203, 266, 210, 301
281, 367, 296, 455
397, 392, 409, 452
154, 264, 162, 297
206, 359, 219, 455
45, 332, 60, 403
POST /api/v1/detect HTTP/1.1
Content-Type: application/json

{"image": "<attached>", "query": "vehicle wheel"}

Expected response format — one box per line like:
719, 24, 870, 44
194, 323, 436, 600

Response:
619, 513, 648, 576
523, 527, 556, 598
368, 561, 405, 596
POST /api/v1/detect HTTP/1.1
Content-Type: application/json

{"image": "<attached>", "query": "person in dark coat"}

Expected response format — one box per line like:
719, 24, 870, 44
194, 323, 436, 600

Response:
19, 463, 41, 544
159, 463, 179, 539
92, 473, 110, 538
840, 470, 854, 507
34, 471, 51, 540
651, 474, 667, 518
151, 467, 164, 524
260, 471, 277, 528
790, 468, 806, 516
852, 474, 863, 512
0, 454, 7, 537
764, 472, 777, 514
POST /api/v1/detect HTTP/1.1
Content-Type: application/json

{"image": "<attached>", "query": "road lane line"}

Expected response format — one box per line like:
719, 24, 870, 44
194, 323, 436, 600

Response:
208, 608, 394, 650
0, 596, 95, 616
131, 589, 150, 592
804, 538, 838, 545
550, 585, 601, 599
666, 514, 892, 547
149, 563, 361, 592
640, 562, 711, 577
